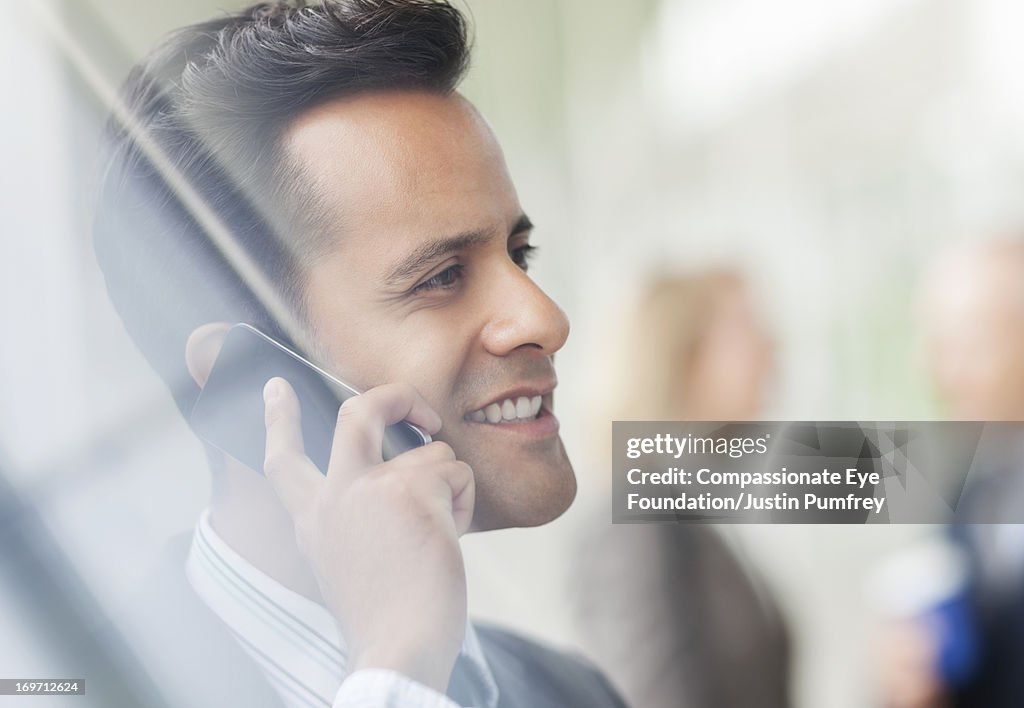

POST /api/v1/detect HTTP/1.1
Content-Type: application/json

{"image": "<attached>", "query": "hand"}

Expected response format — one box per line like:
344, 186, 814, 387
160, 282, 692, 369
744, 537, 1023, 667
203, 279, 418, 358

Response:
875, 618, 949, 708
262, 378, 475, 693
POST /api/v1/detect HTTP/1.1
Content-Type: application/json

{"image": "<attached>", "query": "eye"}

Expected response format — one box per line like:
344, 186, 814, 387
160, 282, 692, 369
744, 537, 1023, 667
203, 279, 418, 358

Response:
511, 244, 537, 271
412, 264, 465, 293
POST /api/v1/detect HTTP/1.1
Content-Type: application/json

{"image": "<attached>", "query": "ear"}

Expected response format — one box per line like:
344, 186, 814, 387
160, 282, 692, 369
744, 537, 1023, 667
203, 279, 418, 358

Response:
185, 322, 232, 389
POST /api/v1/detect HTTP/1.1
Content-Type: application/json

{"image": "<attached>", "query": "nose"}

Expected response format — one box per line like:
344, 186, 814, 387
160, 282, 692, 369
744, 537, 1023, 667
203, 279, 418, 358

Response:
480, 263, 570, 357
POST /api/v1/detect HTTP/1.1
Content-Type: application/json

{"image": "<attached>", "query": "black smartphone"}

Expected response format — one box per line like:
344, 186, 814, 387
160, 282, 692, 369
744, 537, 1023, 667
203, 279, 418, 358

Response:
189, 323, 430, 474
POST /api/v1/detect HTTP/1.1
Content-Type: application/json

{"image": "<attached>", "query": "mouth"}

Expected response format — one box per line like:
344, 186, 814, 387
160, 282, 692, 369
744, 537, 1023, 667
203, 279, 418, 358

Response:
461, 381, 559, 439
465, 394, 544, 424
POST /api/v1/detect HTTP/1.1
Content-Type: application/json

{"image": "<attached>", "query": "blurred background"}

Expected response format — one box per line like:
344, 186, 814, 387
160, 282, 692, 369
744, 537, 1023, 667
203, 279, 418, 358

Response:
4, 0, 1024, 706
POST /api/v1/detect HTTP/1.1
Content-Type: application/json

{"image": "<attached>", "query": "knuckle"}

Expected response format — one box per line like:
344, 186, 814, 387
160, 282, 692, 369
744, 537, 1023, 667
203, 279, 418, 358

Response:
383, 471, 415, 497
448, 460, 474, 484
367, 478, 405, 513
380, 469, 425, 503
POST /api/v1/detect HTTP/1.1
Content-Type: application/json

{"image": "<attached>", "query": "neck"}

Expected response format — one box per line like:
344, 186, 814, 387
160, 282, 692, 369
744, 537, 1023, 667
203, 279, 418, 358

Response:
208, 461, 324, 604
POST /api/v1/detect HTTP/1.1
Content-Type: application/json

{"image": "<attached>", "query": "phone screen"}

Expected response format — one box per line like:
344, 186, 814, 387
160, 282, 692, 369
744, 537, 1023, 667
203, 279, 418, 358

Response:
190, 324, 429, 474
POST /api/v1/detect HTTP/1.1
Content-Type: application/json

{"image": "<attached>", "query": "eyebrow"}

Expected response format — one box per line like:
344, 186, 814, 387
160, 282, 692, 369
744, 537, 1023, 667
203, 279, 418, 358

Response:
384, 213, 534, 286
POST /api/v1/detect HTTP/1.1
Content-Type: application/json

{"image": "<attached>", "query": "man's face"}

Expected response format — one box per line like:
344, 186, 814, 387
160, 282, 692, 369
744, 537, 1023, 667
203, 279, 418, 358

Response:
283, 91, 575, 530
921, 253, 1024, 419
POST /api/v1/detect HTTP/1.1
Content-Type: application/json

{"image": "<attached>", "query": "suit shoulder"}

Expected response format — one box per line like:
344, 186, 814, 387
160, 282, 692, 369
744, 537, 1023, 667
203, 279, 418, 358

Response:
473, 622, 627, 708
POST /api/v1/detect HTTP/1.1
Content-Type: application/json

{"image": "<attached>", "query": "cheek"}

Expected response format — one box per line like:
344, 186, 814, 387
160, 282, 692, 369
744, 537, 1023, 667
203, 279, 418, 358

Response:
335, 312, 478, 414
392, 329, 468, 401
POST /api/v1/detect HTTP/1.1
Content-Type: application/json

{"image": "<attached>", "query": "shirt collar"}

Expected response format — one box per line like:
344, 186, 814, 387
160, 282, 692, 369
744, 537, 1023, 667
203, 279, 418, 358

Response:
186, 507, 499, 707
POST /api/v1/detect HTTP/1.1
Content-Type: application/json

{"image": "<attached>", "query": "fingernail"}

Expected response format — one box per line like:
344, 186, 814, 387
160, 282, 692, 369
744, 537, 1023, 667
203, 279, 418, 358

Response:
263, 378, 280, 405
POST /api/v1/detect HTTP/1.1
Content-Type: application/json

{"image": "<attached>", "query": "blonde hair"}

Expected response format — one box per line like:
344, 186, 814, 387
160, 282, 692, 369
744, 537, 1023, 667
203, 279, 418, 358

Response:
606, 268, 746, 422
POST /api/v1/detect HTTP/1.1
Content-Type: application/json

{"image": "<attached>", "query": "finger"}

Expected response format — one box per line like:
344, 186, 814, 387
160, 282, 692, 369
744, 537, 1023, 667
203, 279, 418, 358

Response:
386, 440, 456, 468
329, 382, 441, 486
263, 377, 324, 518
445, 461, 475, 537
419, 460, 475, 537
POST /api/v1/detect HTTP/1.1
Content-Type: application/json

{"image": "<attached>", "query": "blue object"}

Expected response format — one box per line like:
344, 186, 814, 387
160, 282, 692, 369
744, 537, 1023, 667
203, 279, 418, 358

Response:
928, 593, 979, 687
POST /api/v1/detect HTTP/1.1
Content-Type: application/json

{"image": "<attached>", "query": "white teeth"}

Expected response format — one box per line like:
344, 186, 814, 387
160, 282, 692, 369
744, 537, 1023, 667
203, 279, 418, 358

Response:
516, 396, 531, 418
468, 395, 546, 424
485, 403, 502, 423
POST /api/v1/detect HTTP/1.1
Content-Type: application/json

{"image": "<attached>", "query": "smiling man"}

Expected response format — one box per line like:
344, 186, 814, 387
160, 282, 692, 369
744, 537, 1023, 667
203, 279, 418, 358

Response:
93, 1, 622, 707
291, 91, 576, 531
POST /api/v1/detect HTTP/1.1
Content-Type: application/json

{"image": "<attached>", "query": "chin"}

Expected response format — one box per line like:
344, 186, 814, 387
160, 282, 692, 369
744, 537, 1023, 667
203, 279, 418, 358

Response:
469, 454, 577, 532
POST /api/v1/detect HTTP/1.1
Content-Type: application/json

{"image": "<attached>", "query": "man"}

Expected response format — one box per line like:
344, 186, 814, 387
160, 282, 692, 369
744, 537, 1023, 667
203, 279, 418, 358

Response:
93, 1, 625, 706
878, 237, 1024, 708
919, 239, 1024, 422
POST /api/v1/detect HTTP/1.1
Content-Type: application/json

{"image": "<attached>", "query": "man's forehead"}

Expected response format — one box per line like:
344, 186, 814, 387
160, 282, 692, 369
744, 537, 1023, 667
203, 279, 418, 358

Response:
281, 90, 515, 254
282, 90, 501, 199
284, 90, 521, 280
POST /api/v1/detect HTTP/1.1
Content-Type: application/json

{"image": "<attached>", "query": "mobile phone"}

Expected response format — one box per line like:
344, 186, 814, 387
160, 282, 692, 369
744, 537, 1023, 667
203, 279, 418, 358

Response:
189, 323, 430, 474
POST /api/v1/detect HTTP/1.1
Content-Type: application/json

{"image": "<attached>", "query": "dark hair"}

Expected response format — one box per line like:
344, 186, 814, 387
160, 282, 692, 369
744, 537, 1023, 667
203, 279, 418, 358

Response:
93, 0, 470, 419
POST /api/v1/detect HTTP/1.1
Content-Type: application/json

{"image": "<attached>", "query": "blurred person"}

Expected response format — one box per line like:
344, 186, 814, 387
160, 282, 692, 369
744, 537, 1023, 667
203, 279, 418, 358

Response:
920, 239, 1024, 421
876, 236, 1024, 708
574, 270, 792, 708
92, 2, 626, 707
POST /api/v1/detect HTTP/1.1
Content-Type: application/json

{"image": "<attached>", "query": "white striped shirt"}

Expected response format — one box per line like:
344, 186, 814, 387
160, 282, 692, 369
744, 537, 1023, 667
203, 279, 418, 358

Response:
185, 508, 499, 708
